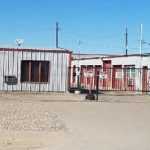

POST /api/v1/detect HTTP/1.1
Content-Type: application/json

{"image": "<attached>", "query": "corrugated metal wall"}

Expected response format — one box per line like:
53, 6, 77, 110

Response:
0, 49, 70, 92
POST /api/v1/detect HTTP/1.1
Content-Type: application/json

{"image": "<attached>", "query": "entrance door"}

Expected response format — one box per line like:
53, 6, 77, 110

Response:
94, 65, 102, 89
112, 65, 122, 90
103, 60, 111, 90
80, 65, 86, 88
124, 65, 135, 91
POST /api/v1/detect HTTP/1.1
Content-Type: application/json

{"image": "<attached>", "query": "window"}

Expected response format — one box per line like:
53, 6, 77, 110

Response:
125, 65, 135, 79
131, 68, 135, 78
113, 65, 122, 79
31, 61, 39, 82
21, 61, 50, 83
41, 61, 49, 82
21, 61, 30, 82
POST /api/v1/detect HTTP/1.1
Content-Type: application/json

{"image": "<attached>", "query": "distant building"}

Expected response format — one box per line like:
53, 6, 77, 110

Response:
0, 48, 71, 92
70, 53, 150, 93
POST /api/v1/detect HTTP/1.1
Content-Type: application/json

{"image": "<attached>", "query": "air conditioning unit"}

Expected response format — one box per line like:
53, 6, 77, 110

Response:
4, 76, 18, 85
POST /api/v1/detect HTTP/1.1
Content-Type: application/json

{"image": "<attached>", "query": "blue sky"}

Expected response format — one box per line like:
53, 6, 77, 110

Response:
0, 0, 150, 54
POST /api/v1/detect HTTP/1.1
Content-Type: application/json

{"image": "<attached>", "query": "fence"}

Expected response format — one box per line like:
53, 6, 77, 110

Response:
69, 66, 150, 93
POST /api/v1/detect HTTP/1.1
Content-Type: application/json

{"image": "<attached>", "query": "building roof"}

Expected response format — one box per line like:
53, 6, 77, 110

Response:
73, 57, 101, 61
72, 53, 117, 60
0, 47, 72, 54
102, 53, 150, 59
72, 52, 150, 61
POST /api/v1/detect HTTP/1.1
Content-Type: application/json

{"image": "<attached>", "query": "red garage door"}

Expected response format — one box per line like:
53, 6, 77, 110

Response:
103, 60, 112, 90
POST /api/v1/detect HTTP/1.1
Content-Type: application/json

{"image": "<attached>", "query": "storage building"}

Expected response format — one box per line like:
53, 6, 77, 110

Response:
70, 54, 150, 93
0, 48, 71, 92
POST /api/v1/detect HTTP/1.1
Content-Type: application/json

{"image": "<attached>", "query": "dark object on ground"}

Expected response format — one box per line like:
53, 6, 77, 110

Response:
85, 94, 95, 100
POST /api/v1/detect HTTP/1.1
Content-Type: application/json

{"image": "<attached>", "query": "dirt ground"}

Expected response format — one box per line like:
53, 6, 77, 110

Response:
0, 93, 150, 150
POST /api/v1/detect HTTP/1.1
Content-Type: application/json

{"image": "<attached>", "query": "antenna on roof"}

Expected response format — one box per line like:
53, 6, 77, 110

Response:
15, 39, 24, 48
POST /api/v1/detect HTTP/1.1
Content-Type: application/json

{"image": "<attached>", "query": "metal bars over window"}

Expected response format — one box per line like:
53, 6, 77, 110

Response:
21, 60, 50, 83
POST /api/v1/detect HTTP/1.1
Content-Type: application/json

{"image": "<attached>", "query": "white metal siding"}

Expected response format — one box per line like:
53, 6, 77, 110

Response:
0, 49, 70, 92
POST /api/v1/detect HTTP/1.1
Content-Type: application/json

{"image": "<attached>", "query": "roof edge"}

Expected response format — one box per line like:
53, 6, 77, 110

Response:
102, 54, 150, 59
0, 47, 72, 54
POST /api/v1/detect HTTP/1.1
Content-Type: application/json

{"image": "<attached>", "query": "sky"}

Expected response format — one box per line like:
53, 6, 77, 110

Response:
0, 0, 150, 54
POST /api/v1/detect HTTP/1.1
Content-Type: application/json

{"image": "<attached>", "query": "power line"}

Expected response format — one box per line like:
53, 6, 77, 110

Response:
143, 41, 150, 46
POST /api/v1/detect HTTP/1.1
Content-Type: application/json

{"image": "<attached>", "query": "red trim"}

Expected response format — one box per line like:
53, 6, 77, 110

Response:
69, 53, 72, 67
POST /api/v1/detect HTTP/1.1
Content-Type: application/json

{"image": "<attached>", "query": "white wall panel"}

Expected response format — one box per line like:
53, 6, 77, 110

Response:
4, 51, 8, 91
17, 51, 22, 91
0, 49, 70, 92
0, 52, 3, 90
12, 51, 18, 91
48, 52, 53, 91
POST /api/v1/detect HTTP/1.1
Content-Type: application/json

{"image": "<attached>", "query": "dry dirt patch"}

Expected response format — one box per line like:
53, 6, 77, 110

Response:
0, 93, 149, 150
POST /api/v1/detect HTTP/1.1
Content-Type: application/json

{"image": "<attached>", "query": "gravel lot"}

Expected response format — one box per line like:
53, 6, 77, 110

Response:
0, 93, 150, 150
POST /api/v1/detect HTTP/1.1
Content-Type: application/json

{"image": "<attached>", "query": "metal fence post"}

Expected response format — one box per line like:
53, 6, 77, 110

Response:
77, 67, 80, 90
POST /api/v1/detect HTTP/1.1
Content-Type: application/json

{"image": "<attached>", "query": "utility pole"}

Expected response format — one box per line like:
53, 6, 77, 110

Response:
140, 24, 143, 55
77, 40, 82, 90
139, 24, 143, 93
125, 27, 128, 55
56, 22, 59, 48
